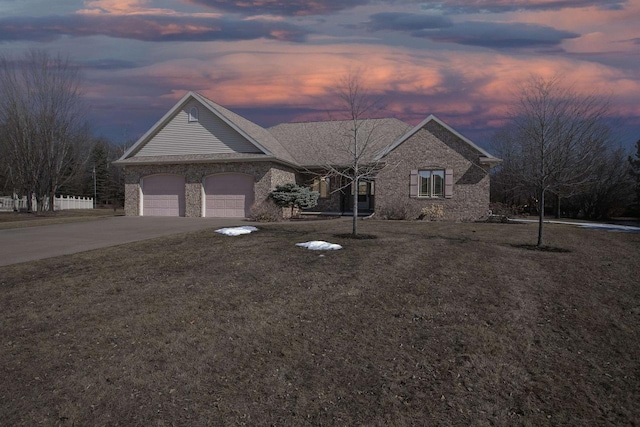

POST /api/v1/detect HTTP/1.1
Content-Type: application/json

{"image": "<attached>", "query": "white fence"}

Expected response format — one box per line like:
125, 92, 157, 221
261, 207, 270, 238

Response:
0, 195, 94, 212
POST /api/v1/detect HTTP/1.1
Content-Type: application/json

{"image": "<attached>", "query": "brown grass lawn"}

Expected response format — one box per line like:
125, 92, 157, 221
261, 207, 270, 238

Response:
1, 220, 639, 426
0, 208, 124, 230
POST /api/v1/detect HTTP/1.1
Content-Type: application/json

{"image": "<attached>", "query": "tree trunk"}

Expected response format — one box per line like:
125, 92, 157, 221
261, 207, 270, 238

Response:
352, 179, 358, 236
49, 182, 55, 212
537, 190, 545, 247
555, 192, 560, 219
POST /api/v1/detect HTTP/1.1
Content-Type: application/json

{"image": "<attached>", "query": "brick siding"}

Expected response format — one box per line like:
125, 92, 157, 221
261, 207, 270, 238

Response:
375, 122, 491, 221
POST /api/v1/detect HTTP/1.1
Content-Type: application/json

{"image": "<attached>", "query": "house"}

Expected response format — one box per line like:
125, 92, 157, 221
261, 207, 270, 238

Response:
115, 91, 501, 220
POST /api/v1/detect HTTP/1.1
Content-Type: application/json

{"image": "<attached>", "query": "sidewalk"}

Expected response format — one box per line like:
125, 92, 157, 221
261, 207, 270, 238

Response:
508, 218, 640, 234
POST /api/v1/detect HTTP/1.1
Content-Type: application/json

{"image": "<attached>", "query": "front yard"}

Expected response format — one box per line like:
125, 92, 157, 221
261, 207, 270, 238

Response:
1, 220, 638, 425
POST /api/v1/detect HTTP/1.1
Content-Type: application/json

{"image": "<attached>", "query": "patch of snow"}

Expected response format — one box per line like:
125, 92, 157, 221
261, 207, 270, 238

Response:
215, 226, 258, 236
576, 223, 640, 234
296, 240, 343, 250
509, 219, 640, 234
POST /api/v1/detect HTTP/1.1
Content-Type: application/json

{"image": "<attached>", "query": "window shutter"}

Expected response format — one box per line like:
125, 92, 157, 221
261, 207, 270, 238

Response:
410, 170, 418, 198
445, 168, 453, 198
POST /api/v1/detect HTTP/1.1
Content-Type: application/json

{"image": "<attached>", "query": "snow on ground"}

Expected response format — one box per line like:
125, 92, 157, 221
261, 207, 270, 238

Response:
215, 226, 258, 236
296, 241, 343, 250
575, 223, 640, 234
509, 219, 640, 234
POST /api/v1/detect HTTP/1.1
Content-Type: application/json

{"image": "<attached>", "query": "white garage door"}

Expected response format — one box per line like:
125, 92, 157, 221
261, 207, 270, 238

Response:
142, 175, 186, 217
204, 174, 254, 218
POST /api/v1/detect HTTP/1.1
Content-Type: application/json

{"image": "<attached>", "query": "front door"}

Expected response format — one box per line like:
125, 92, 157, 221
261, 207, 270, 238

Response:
356, 180, 374, 211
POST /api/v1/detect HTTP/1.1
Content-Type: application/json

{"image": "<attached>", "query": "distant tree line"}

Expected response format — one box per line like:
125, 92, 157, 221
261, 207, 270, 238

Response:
58, 138, 127, 209
629, 139, 640, 214
0, 50, 127, 211
490, 75, 637, 246
492, 139, 636, 220
0, 50, 89, 211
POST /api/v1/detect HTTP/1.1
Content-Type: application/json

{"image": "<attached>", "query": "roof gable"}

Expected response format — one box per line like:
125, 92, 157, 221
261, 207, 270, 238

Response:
118, 92, 298, 164
198, 94, 298, 165
375, 115, 501, 165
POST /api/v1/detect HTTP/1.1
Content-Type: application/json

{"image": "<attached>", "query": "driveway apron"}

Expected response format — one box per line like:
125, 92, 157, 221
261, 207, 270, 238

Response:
0, 216, 254, 267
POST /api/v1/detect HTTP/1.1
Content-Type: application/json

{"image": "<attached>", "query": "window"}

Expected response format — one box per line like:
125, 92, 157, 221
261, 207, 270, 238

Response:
350, 180, 374, 195
312, 177, 329, 198
358, 181, 368, 196
188, 107, 199, 122
410, 169, 452, 199
418, 170, 445, 198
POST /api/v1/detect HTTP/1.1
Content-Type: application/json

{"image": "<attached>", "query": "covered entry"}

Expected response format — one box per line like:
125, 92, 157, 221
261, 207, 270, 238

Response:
141, 174, 186, 216
344, 180, 375, 212
204, 173, 254, 217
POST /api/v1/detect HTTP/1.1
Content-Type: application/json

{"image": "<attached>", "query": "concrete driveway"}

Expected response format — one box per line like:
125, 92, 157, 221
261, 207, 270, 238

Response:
0, 216, 257, 267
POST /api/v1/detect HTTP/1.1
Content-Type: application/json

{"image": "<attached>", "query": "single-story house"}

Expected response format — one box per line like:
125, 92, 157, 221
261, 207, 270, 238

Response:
115, 91, 501, 220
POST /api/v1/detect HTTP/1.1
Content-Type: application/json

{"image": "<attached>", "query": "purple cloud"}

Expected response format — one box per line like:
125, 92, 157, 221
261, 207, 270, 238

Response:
0, 14, 309, 43
414, 21, 580, 49
183, 0, 370, 16
361, 12, 579, 49
78, 59, 139, 71
363, 12, 453, 31
183, 0, 628, 16
420, 0, 627, 14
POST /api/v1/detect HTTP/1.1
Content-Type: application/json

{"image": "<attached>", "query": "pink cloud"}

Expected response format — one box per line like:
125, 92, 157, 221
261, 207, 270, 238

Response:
46, 0, 637, 146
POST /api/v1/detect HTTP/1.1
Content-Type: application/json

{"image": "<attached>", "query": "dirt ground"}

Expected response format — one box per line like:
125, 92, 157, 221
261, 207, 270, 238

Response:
1, 220, 638, 426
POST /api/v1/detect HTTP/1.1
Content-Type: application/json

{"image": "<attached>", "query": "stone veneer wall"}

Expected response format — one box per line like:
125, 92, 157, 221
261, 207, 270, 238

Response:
270, 165, 298, 190
123, 161, 296, 216
375, 122, 491, 221
316, 187, 342, 212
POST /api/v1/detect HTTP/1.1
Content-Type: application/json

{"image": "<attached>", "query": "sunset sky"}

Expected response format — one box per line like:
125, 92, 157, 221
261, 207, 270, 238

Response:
1, 0, 639, 151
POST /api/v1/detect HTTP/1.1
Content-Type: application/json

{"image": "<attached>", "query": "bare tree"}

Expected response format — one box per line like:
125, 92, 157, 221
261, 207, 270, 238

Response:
0, 50, 89, 211
497, 75, 611, 246
630, 139, 640, 210
322, 71, 387, 236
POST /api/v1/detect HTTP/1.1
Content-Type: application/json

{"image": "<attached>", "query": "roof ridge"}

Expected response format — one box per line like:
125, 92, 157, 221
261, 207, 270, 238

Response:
269, 117, 406, 127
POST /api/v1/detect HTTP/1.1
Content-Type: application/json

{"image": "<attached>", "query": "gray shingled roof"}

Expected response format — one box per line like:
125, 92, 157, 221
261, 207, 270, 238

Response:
197, 94, 299, 165
117, 92, 420, 168
116, 153, 280, 165
268, 118, 412, 167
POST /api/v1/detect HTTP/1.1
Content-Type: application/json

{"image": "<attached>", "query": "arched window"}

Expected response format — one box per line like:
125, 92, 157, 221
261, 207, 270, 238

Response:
188, 107, 199, 122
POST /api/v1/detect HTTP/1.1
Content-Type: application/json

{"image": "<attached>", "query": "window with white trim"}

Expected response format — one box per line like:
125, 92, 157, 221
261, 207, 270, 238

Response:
188, 107, 199, 122
419, 170, 445, 198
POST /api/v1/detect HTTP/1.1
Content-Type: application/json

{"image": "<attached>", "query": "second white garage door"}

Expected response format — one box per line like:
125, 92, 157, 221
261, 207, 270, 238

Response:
204, 173, 254, 218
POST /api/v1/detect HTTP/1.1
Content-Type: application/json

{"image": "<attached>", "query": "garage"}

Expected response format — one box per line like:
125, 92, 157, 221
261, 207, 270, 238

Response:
141, 175, 186, 216
204, 173, 254, 218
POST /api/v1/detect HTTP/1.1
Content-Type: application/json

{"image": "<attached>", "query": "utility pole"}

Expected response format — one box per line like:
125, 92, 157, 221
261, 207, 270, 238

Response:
93, 163, 97, 209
